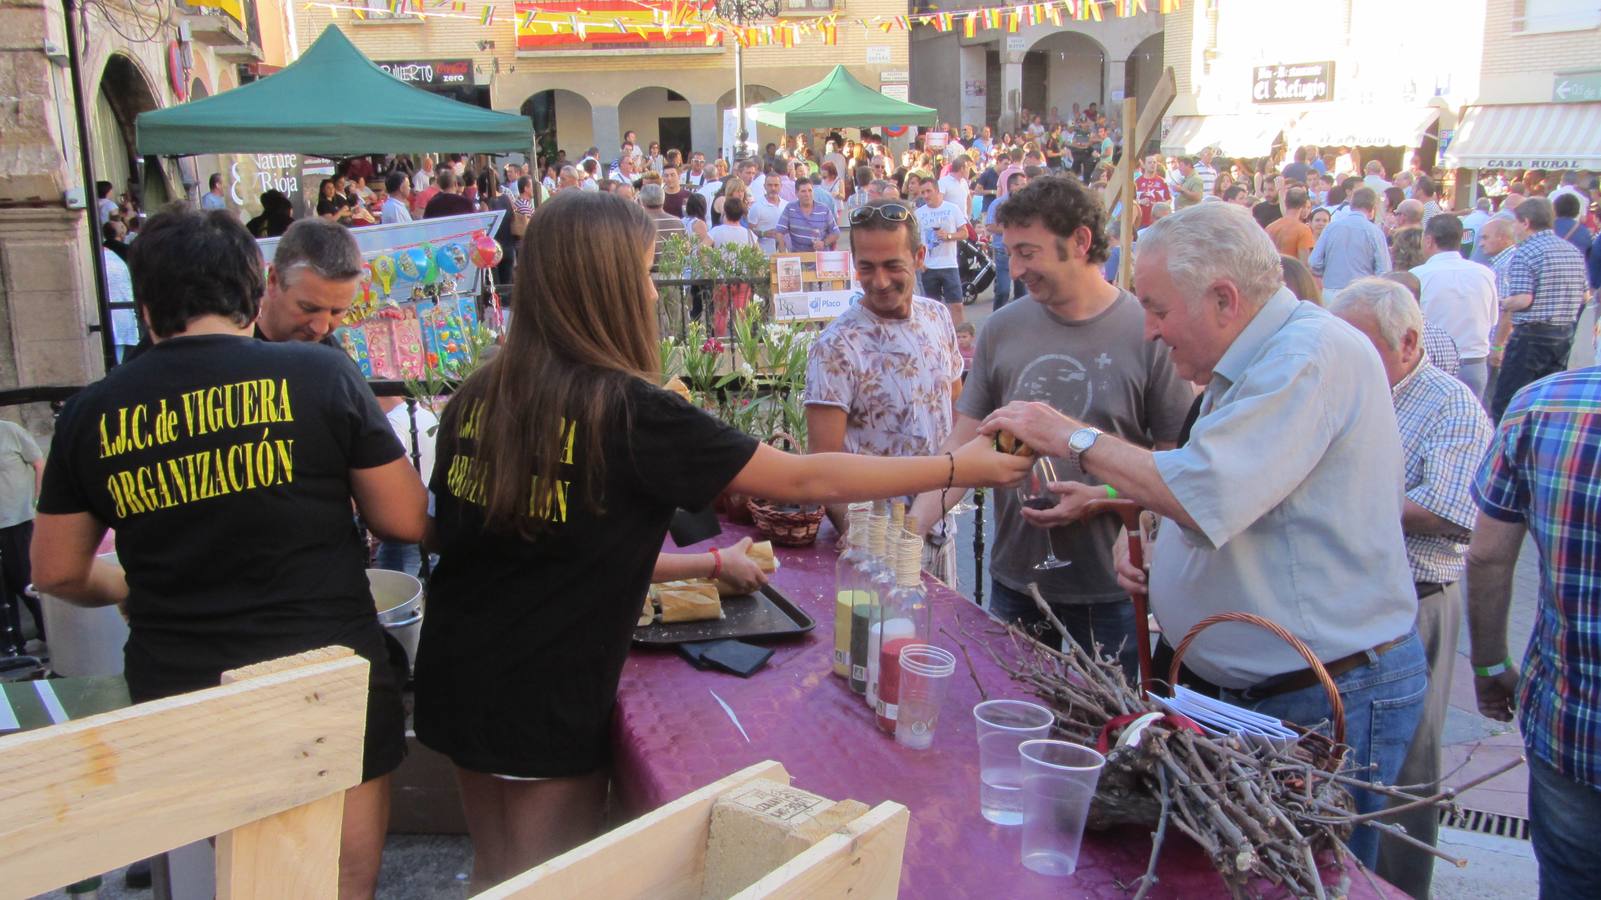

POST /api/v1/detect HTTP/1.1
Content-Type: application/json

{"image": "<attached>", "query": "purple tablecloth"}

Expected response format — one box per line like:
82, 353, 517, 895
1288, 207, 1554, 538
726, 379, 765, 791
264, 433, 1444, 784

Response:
612, 520, 1403, 898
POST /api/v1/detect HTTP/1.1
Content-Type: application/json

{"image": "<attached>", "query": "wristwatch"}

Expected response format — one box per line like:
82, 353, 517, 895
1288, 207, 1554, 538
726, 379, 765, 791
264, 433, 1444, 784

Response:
1067, 426, 1104, 472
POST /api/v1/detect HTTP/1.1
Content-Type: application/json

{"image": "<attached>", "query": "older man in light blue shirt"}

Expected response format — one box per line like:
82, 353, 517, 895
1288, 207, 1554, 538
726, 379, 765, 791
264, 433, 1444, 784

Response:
980, 203, 1424, 870
1309, 186, 1391, 291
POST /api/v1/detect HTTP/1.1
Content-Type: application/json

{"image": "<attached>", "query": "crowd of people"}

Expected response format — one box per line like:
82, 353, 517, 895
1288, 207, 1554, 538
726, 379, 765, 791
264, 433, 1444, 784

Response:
28, 116, 1601, 900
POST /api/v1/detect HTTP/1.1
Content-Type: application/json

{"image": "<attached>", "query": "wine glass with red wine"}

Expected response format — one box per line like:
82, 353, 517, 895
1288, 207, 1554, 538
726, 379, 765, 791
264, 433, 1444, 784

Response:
1017, 457, 1072, 571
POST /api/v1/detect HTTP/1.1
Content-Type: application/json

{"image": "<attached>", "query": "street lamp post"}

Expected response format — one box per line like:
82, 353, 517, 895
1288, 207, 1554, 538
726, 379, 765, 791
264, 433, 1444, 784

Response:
715, 0, 780, 162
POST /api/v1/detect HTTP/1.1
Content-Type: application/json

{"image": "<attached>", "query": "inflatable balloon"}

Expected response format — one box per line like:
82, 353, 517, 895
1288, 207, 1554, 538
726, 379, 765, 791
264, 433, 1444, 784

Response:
395, 246, 429, 282
419, 243, 441, 285
470, 235, 503, 270
370, 255, 395, 296
437, 242, 470, 275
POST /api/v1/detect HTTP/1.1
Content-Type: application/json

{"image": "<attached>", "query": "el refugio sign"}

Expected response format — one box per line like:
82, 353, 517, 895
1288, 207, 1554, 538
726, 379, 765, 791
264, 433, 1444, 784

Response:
1252, 62, 1334, 104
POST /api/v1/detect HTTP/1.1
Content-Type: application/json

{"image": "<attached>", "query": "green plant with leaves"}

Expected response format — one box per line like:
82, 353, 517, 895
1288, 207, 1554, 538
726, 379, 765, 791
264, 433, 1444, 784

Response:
403, 320, 499, 424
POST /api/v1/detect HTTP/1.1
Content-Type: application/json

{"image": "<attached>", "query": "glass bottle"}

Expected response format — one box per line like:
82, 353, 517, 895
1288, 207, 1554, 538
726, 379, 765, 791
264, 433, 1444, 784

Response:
849, 501, 889, 695
866, 503, 906, 711
832, 503, 872, 679
876, 530, 932, 734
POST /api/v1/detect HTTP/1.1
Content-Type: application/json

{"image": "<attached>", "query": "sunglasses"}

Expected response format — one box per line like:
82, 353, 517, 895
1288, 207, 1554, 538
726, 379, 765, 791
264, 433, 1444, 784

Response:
849, 203, 913, 226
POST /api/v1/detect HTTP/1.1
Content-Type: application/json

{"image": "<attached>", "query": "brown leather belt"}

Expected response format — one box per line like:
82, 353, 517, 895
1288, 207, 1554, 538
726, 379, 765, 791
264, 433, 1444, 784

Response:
1244, 634, 1410, 700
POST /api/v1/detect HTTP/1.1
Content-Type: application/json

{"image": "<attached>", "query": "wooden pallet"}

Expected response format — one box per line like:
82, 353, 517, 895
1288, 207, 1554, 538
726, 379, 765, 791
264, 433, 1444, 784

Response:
0, 646, 368, 899
478, 761, 909, 900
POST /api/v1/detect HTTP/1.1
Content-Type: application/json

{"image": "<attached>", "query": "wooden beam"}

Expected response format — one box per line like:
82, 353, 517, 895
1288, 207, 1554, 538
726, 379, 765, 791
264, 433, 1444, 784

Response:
0, 652, 369, 898
217, 792, 346, 900
1118, 96, 1138, 290
1104, 67, 1177, 216
732, 801, 910, 900
478, 760, 791, 900
214, 647, 356, 900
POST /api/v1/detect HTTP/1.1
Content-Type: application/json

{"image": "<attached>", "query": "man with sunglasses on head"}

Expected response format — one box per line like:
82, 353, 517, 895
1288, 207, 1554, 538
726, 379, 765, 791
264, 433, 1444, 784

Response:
806, 200, 966, 583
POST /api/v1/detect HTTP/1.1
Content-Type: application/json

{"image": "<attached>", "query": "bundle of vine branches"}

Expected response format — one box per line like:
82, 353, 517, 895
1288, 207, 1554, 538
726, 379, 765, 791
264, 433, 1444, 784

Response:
955, 587, 1520, 900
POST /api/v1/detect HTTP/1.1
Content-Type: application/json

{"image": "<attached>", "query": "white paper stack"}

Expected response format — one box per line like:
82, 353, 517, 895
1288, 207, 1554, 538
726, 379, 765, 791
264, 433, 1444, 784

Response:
1150, 686, 1300, 751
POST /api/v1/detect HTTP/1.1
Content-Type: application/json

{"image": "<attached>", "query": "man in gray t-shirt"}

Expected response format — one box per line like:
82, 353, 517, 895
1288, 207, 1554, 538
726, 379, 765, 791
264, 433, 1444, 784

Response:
914, 176, 1192, 676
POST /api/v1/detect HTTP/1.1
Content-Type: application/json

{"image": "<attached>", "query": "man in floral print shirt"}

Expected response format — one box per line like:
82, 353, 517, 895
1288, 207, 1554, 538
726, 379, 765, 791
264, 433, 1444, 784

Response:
805, 199, 965, 582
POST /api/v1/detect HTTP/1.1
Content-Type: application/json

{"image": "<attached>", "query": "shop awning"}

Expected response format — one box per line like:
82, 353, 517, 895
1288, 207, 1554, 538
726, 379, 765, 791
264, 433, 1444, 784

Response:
136, 26, 530, 156
1159, 115, 1286, 158
1283, 105, 1440, 149
1441, 102, 1601, 170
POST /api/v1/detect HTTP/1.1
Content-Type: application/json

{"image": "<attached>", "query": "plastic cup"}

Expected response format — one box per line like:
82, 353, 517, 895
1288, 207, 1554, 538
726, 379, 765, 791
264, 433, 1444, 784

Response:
974, 700, 1057, 825
894, 645, 956, 750
1017, 739, 1106, 877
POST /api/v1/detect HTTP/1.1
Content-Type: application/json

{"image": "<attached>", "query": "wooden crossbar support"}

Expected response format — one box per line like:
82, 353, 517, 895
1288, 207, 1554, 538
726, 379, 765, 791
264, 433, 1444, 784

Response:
0, 646, 368, 898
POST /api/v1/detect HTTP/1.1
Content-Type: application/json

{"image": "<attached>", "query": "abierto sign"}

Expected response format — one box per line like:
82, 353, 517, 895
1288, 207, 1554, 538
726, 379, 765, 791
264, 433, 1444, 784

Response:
378, 60, 473, 87
1251, 62, 1334, 104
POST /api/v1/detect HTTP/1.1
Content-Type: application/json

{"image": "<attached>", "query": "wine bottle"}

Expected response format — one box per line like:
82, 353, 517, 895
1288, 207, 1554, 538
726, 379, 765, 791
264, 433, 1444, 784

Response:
831, 503, 872, 679
866, 502, 906, 710
876, 530, 931, 734
849, 501, 888, 695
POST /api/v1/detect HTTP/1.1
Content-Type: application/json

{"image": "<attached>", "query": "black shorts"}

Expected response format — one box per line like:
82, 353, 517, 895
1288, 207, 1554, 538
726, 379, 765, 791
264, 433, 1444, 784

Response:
126, 621, 408, 783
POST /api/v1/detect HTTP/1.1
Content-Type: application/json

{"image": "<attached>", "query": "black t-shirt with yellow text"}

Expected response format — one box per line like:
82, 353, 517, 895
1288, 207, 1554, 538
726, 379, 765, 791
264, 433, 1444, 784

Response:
39, 334, 405, 701
415, 378, 758, 777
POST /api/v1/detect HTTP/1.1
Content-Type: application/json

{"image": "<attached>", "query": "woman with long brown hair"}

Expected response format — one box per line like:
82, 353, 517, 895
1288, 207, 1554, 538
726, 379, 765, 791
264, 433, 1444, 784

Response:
413, 191, 1028, 891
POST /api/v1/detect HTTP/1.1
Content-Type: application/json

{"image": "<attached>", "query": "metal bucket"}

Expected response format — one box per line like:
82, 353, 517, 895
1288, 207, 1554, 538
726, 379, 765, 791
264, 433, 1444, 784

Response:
38, 552, 129, 677
368, 569, 423, 672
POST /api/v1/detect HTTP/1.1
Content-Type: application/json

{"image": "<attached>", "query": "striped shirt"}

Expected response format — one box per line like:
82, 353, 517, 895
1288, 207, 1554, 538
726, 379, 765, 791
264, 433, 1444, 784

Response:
775, 201, 839, 252
1504, 229, 1588, 325
1393, 358, 1493, 583
1474, 367, 1601, 786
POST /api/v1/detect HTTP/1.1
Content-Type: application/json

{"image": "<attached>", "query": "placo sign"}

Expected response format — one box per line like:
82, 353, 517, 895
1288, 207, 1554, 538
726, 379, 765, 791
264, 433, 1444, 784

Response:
867, 45, 892, 64
774, 290, 855, 322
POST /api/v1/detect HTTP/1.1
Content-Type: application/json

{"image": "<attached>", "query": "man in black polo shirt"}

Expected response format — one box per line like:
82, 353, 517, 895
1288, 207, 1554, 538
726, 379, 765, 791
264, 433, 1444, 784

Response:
122, 217, 359, 362
257, 218, 362, 347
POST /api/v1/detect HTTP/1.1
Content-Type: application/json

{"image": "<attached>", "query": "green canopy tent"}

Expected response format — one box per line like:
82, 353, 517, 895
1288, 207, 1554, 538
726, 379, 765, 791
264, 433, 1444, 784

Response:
752, 66, 937, 131
136, 26, 529, 155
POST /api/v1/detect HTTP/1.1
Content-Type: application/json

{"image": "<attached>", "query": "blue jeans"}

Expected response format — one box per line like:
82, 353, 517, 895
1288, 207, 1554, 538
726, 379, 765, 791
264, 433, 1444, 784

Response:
1529, 753, 1601, 899
992, 246, 1013, 307
375, 541, 434, 578
988, 580, 1140, 682
1222, 631, 1427, 868
1490, 323, 1573, 422
919, 267, 962, 304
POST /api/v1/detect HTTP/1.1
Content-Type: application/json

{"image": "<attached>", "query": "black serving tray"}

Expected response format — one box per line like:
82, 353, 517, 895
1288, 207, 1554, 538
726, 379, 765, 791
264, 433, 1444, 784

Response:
632, 582, 816, 647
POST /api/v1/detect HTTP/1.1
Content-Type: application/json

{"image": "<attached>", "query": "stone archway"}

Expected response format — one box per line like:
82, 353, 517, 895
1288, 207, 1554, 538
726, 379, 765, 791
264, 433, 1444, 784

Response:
1022, 31, 1107, 124
521, 88, 594, 162
93, 53, 171, 209
1125, 32, 1164, 110
715, 85, 782, 159
619, 86, 694, 157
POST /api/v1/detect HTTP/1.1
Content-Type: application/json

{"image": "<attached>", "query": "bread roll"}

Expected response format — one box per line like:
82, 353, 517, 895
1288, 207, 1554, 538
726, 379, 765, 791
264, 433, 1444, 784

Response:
638, 590, 656, 627
747, 540, 778, 573
657, 580, 723, 623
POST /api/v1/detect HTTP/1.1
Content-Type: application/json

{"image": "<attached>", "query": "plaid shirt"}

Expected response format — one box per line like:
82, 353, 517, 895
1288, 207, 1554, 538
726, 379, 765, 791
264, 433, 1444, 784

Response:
1393, 358, 1493, 583
1473, 366, 1601, 786
1504, 229, 1588, 325
1421, 324, 1460, 377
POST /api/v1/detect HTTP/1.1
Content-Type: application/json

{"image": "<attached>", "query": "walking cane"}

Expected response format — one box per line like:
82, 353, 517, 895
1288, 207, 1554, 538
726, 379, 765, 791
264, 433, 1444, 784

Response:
1082, 498, 1152, 694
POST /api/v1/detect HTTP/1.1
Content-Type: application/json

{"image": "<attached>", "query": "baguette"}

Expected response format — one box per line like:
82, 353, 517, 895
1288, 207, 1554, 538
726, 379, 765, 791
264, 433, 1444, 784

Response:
657, 580, 723, 623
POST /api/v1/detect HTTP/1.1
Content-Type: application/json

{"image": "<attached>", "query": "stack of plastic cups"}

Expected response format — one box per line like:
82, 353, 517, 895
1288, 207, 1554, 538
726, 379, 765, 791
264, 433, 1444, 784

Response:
893, 645, 956, 750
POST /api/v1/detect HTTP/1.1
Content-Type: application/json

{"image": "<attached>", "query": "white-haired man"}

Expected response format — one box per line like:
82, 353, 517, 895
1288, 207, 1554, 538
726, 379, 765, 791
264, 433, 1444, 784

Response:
1330, 278, 1494, 897
981, 203, 1425, 868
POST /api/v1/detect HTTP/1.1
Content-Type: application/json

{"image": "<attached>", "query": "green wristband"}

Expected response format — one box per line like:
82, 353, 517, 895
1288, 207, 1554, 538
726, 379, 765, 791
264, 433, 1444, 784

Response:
1473, 657, 1514, 677
1105, 485, 1118, 500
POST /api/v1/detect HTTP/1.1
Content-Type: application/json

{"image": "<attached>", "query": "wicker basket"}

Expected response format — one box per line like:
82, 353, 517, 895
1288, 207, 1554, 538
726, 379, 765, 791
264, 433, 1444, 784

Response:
1169, 611, 1347, 769
746, 433, 825, 547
